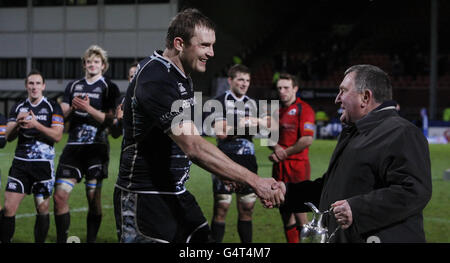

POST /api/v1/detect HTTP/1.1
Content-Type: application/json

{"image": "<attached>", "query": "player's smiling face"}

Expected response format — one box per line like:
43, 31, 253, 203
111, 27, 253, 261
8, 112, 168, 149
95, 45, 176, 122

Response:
26, 74, 45, 102
84, 55, 105, 77
181, 26, 215, 74
229, 72, 250, 98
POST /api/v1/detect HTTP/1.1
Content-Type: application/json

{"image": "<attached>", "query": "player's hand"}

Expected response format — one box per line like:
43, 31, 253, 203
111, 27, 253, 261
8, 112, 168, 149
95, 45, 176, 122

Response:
18, 111, 38, 129
268, 152, 279, 163
72, 94, 91, 111
274, 148, 288, 161
254, 177, 284, 208
331, 200, 353, 229
116, 103, 124, 121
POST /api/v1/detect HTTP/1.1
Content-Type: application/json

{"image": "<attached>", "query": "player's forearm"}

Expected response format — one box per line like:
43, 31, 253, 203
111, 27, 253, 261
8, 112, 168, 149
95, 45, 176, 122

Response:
5, 122, 19, 142
284, 136, 313, 156
34, 122, 63, 142
86, 106, 106, 124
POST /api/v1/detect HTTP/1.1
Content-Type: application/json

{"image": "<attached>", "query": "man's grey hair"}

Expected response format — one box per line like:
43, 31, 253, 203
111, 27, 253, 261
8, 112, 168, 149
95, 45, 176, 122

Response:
344, 64, 392, 103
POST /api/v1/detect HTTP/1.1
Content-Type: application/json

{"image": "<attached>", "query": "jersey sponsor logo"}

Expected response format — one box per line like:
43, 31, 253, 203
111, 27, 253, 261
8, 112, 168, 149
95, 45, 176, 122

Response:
288, 108, 297, 115
73, 92, 100, 99
35, 115, 48, 121
0, 125, 6, 134
74, 84, 84, 91
19, 107, 29, 113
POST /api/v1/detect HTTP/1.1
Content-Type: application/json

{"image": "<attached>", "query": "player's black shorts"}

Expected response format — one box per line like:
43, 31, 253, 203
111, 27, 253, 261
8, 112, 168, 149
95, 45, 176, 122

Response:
6, 158, 54, 197
212, 153, 258, 195
56, 144, 109, 183
114, 186, 212, 243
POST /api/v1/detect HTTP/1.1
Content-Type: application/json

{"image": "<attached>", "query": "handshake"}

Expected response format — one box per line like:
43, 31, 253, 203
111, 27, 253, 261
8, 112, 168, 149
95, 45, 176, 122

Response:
224, 177, 286, 208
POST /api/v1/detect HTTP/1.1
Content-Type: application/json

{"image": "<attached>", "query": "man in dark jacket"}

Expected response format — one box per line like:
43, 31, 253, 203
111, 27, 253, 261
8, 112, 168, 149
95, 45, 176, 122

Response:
278, 64, 432, 242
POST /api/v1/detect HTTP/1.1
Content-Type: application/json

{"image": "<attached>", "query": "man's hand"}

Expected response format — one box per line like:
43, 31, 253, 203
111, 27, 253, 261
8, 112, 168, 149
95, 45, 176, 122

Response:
72, 95, 91, 112
268, 144, 288, 163
18, 111, 39, 129
331, 200, 353, 229
259, 180, 286, 208
116, 103, 124, 121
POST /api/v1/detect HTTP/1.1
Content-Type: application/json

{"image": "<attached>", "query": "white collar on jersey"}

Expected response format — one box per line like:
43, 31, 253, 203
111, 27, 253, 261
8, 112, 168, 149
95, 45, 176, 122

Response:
26, 96, 44, 107
226, 90, 247, 102
152, 51, 188, 79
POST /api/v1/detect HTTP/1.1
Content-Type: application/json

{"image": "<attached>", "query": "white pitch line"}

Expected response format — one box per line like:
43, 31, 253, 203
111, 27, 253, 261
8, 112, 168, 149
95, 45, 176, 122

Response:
15, 205, 113, 219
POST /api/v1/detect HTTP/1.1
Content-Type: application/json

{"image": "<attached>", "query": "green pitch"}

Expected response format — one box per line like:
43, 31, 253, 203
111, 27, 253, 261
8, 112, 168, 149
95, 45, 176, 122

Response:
0, 135, 448, 243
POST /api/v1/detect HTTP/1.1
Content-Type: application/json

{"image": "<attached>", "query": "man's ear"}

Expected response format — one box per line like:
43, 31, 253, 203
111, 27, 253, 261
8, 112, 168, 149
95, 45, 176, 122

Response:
174, 37, 184, 52
361, 89, 372, 107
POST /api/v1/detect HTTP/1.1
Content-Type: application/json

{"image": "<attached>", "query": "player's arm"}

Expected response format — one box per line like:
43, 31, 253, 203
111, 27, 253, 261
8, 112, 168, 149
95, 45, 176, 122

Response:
5, 121, 20, 142
169, 121, 284, 206
71, 96, 114, 125
284, 135, 313, 156
19, 111, 64, 142
60, 102, 73, 119
5, 110, 28, 142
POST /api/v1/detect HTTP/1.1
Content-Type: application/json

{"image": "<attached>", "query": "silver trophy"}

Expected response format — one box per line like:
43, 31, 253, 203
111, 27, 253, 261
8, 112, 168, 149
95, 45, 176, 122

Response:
300, 202, 340, 243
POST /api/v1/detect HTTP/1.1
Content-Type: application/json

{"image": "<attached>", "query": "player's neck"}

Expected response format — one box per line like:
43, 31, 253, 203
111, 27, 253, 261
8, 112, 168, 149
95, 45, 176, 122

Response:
85, 73, 103, 84
163, 48, 189, 76
28, 95, 43, 105
283, 97, 297, 107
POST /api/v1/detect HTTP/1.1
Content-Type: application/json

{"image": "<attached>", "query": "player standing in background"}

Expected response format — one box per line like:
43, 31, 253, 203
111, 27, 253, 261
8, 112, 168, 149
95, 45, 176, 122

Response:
269, 73, 315, 243
0, 70, 64, 243
53, 45, 120, 243
209, 64, 267, 243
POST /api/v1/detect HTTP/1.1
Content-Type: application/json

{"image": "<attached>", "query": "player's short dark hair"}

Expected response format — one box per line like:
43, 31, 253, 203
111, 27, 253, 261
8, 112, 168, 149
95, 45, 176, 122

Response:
278, 73, 299, 88
25, 69, 45, 85
344, 64, 392, 103
165, 8, 216, 49
227, 64, 250, 79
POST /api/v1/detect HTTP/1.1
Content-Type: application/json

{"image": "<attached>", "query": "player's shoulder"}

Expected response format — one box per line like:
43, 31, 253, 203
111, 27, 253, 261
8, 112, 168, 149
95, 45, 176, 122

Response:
298, 99, 314, 113
43, 97, 61, 110
66, 78, 85, 90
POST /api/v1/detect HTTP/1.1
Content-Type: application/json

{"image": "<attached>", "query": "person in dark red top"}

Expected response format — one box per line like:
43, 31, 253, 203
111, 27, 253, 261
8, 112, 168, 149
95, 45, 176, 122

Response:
269, 73, 315, 243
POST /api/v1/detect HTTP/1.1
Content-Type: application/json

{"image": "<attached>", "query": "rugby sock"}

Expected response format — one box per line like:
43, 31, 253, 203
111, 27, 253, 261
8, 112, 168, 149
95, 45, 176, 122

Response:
237, 220, 252, 243
34, 214, 50, 243
211, 221, 225, 243
285, 224, 299, 243
55, 212, 70, 243
0, 215, 15, 243
87, 212, 102, 243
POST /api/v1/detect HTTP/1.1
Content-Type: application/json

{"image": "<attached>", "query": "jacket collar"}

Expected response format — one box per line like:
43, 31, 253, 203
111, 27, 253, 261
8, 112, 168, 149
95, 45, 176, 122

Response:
354, 100, 398, 133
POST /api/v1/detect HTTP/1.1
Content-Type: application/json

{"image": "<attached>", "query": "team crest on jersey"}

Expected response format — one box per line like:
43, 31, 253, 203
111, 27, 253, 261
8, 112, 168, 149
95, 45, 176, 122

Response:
288, 108, 297, 115
178, 83, 187, 95
92, 87, 102, 93
38, 108, 49, 114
